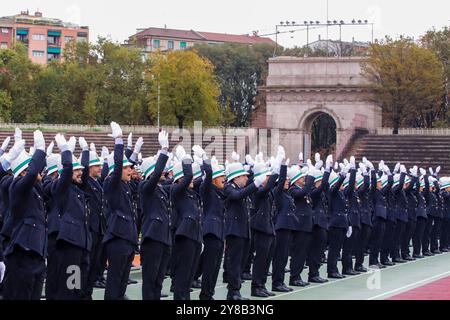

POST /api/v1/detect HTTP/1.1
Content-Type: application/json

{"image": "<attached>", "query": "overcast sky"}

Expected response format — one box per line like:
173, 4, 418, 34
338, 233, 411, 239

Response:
3, 0, 449, 47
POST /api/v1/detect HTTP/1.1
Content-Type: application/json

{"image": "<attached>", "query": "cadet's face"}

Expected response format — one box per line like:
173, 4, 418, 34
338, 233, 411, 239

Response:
262, 175, 269, 187
295, 177, 305, 187
72, 169, 82, 184
168, 171, 173, 178
403, 182, 410, 189
377, 181, 382, 189
36, 173, 42, 183
420, 186, 424, 192
189, 181, 194, 189
89, 165, 101, 178
234, 175, 248, 188
122, 166, 132, 182
339, 185, 345, 191
284, 179, 290, 190
213, 176, 225, 189
446, 187, 450, 192
315, 180, 321, 188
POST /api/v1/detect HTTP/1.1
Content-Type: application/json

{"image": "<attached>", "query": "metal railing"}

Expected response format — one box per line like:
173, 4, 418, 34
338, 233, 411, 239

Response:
377, 127, 450, 136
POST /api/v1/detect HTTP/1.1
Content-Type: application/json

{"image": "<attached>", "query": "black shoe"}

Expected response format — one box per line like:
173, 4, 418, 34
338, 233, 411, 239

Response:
251, 288, 269, 298
284, 268, 290, 273
161, 293, 169, 298
120, 295, 131, 300
242, 272, 252, 280
328, 272, 345, 279
289, 279, 310, 287
413, 254, 424, 259
403, 255, 415, 261
432, 250, 442, 255
423, 251, 434, 257
93, 280, 106, 289
227, 294, 249, 300
343, 269, 360, 276
377, 263, 387, 269
222, 277, 228, 284
267, 272, 272, 277
308, 276, 328, 283
191, 279, 202, 288
354, 266, 368, 272
272, 283, 293, 292
393, 258, 407, 263
440, 248, 449, 253
127, 278, 138, 285
262, 287, 276, 296
321, 257, 327, 263
381, 260, 395, 266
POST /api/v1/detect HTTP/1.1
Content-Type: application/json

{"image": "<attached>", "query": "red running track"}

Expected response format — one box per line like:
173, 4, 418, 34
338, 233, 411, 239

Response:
389, 276, 450, 300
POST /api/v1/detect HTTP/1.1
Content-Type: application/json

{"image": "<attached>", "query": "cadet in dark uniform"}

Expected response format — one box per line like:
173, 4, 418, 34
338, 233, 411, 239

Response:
430, 173, 443, 254
401, 167, 419, 260
380, 165, 396, 266
198, 154, 226, 300
3, 131, 46, 300
440, 178, 450, 251
412, 169, 428, 259
103, 122, 138, 300
224, 161, 264, 300
170, 146, 202, 300
139, 131, 170, 300
391, 165, 409, 263
422, 174, 440, 256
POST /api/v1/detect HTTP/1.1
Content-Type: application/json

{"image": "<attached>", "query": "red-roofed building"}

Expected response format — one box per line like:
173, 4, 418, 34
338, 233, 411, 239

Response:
128, 27, 276, 55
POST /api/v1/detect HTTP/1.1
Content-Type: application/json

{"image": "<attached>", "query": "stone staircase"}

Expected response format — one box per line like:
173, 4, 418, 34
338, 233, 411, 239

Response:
342, 134, 450, 176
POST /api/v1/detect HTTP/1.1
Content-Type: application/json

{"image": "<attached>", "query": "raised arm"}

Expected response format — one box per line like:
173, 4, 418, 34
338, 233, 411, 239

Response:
275, 165, 287, 195
344, 168, 357, 197
255, 173, 278, 197
142, 152, 169, 194
200, 160, 213, 194
171, 160, 194, 197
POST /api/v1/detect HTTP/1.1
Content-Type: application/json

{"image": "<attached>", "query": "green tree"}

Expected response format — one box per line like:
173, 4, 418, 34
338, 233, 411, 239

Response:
0, 90, 12, 122
83, 90, 98, 126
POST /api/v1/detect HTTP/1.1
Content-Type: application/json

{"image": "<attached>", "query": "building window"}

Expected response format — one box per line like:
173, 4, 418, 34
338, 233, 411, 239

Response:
32, 50, 45, 57
47, 53, 60, 62
47, 36, 60, 46
32, 34, 46, 41
153, 39, 160, 49
1, 28, 9, 34
77, 37, 87, 43
64, 36, 74, 43
180, 41, 187, 50
168, 40, 174, 50
0, 42, 7, 49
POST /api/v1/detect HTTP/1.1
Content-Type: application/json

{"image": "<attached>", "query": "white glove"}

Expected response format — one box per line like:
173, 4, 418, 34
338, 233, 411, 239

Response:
192, 145, 206, 159
378, 160, 385, 172
307, 159, 315, 171
409, 166, 418, 177
14, 128, 22, 142
400, 165, 407, 174
428, 176, 437, 184
419, 168, 426, 176
211, 155, 218, 166
134, 137, 144, 154
334, 162, 339, 171
272, 158, 282, 175
285, 158, 290, 166
429, 167, 434, 176
339, 163, 349, 175
245, 154, 255, 166
90, 143, 96, 153
127, 133, 133, 149
1, 136, 10, 152
55, 134, 68, 152
314, 153, 321, 166
175, 145, 187, 161
359, 163, 367, 174
315, 160, 323, 170
158, 130, 169, 149
325, 155, 333, 170
79, 137, 88, 151
298, 152, 304, 163
67, 136, 76, 153
276, 146, 286, 163
46, 141, 54, 157
346, 226, 353, 238
29, 146, 35, 156
4, 139, 25, 163
0, 261, 5, 283
383, 165, 391, 176
255, 152, 264, 164
436, 166, 441, 175
231, 151, 240, 162
254, 173, 266, 188
193, 155, 203, 166
343, 158, 349, 167
101, 146, 109, 161
33, 130, 45, 151
394, 163, 401, 174
349, 156, 356, 170
108, 121, 123, 139
366, 160, 374, 171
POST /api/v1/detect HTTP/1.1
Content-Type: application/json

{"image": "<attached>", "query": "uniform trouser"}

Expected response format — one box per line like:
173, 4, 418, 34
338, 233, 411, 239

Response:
3, 247, 45, 300
194, 249, 204, 281
55, 240, 89, 300
104, 238, 135, 300
355, 224, 372, 268
401, 219, 416, 258
85, 231, 104, 298
440, 218, 450, 250
290, 231, 311, 280
225, 235, 247, 297
199, 235, 224, 300
342, 227, 360, 272
413, 217, 427, 255
272, 229, 293, 286
172, 235, 201, 300
380, 220, 396, 262
169, 229, 177, 279
97, 242, 107, 281
327, 227, 346, 274
369, 217, 386, 265
45, 233, 58, 300
430, 217, 442, 252
392, 220, 406, 260
422, 216, 434, 253
251, 231, 275, 289
307, 226, 327, 279
244, 230, 255, 274
141, 238, 171, 300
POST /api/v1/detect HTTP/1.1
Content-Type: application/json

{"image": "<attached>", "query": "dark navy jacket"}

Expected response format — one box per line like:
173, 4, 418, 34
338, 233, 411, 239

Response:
139, 152, 171, 246
406, 176, 419, 221
0, 175, 14, 242
81, 150, 105, 235
385, 175, 397, 223
370, 170, 390, 220
43, 174, 60, 236
392, 172, 409, 223
289, 174, 314, 233
327, 173, 348, 229
5, 150, 47, 258
54, 150, 91, 251
224, 180, 258, 239
171, 161, 202, 243
200, 161, 225, 240
414, 177, 428, 219
345, 169, 362, 229
441, 190, 450, 219
251, 173, 278, 236
358, 174, 372, 226
274, 165, 300, 231
424, 176, 442, 218
310, 170, 330, 230
434, 180, 445, 220
103, 143, 138, 246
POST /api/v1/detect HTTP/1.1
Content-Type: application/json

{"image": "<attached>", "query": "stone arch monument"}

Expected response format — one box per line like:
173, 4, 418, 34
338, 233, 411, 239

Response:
260, 56, 382, 161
